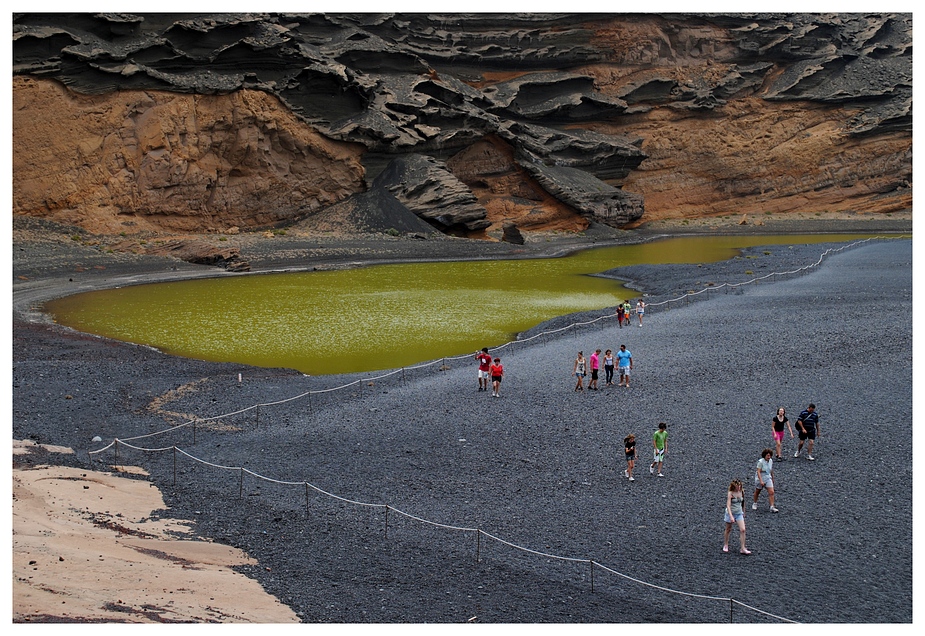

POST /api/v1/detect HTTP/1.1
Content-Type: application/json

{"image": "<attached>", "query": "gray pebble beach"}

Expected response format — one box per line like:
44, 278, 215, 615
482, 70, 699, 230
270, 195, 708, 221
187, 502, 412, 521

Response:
12, 237, 913, 623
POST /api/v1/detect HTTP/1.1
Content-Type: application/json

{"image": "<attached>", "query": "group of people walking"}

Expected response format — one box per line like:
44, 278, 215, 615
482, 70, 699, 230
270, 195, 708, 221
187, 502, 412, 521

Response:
573, 345, 633, 391
615, 299, 646, 328
621, 421, 668, 482
724, 404, 822, 555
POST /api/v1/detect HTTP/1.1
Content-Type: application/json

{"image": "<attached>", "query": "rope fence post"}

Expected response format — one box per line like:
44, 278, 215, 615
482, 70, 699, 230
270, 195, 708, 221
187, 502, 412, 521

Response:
385, 505, 390, 539
173, 446, 177, 485
239, 468, 244, 498
114, 439, 119, 466
590, 560, 595, 592
256, 405, 260, 429
476, 529, 481, 562
304, 483, 310, 520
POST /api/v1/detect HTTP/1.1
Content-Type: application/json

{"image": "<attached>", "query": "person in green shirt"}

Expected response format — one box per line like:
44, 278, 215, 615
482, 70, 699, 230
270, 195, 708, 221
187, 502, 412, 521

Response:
650, 422, 668, 476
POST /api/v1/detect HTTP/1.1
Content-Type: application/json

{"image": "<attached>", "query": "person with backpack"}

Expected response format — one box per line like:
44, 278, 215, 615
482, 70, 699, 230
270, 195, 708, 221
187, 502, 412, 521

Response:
794, 403, 821, 460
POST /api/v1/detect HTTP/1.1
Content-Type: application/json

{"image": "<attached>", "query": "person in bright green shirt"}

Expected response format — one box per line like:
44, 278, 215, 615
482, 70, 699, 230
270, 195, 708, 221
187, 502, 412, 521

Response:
650, 422, 668, 476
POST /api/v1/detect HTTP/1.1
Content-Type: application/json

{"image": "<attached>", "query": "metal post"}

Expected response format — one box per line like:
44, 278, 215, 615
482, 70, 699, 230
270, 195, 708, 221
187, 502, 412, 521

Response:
256, 405, 259, 429
590, 560, 595, 592
173, 446, 177, 485
476, 529, 481, 562
114, 439, 119, 466
384, 505, 390, 539
239, 468, 244, 498
304, 483, 310, 520
193, 420, 197, 445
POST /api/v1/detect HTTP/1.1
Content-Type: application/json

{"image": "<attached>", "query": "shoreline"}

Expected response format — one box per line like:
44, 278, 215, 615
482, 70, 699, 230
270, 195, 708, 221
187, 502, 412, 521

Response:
10, 219, 914, 623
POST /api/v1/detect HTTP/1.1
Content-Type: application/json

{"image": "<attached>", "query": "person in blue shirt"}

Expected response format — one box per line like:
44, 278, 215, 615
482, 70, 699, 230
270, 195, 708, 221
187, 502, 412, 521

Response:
616, 344, 633, 387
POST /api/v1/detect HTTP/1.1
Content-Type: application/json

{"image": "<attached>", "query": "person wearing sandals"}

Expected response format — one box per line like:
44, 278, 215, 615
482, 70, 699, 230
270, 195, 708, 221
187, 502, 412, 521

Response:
573, 352, 587, 392
723, 479, 751, 554
752, 448, 779, 512
772, 407, 795, 460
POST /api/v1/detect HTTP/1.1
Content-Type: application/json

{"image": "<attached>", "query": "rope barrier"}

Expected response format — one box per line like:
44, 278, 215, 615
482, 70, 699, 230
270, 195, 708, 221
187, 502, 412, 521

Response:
84, 236, 907, 622
99, 436, 798, 622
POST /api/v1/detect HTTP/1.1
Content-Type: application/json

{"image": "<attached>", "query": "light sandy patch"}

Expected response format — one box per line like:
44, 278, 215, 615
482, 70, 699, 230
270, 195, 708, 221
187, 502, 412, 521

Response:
12, 440, 299, 623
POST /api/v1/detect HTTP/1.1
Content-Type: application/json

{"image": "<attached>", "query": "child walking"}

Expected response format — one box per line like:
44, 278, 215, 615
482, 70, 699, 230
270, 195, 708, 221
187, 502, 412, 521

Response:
490, 357, 504, 397
623, 433, 637, 481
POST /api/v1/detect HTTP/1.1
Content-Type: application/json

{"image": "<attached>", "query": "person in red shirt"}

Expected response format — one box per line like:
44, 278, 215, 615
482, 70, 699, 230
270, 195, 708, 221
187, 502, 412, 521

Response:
489, 357, 504, 398
474, 347, 492, 392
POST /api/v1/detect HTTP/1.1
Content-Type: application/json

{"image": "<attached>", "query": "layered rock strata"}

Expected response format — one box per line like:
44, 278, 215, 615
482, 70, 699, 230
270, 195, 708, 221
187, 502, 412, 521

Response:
12, 13, 912, 240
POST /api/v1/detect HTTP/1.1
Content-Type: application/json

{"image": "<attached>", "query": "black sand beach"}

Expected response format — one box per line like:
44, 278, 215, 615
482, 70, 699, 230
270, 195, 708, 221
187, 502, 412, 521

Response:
11, 228, 913, 623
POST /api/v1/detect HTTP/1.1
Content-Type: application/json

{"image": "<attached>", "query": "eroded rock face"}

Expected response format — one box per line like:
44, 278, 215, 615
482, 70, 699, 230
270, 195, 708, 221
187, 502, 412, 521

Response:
12, 13, 912, 238
12, 76, 366, 234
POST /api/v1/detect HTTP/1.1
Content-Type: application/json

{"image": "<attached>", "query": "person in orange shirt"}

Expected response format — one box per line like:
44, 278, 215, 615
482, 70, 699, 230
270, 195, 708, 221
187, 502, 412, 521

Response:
489, 357, 504, 398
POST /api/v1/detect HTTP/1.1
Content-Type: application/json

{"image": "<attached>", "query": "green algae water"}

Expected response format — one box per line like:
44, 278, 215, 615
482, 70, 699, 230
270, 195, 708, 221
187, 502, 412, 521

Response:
45, 234, 878, 375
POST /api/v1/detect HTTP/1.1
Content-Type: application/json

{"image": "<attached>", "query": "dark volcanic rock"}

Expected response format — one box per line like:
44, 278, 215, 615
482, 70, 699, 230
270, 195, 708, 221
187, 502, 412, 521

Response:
375, 154, 491, 232
11, 12, 913, 236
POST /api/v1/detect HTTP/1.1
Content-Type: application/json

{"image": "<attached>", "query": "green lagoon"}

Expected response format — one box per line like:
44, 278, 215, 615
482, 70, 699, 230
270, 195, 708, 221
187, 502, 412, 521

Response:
45, 234, 878, 375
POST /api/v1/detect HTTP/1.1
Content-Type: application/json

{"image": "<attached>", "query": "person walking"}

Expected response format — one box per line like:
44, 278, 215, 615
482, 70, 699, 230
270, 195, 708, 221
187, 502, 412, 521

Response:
636, 299, 646, 327
588, 349, 601, 390
623, 433, 637, 481
649, 422, 668, 476
474, 347, 492, 392
752, 448, 779, 512
573, 351, 587, 392
603, 349, 615, 386
616, 344, 633, 387
794, 403, 821, 460
723, 479, 751, 554
622, 300, 632, 327
772, 407, 795, 460
616, 304, 625, 329
489, 357, 504, 397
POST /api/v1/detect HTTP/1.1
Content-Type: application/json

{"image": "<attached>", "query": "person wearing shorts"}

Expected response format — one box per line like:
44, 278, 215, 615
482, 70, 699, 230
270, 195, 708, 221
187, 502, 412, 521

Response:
475, 347, 492, 392
752, 448, 779, 512
589, 349, 601, 390
794, 403, 820, 460
616, 344, 632, 387
623, 433, 637, 481
772, 407, 794, 460
636, 299, 645, 327
723, 479, 750, 554
573, 351, 586, 392
649, 422, 667, 476
616, 305, 625, 329
489, 357, 504, 398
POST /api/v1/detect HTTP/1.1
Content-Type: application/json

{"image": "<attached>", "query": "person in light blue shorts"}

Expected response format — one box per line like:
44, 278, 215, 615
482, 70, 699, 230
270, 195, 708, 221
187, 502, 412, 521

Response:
752, 448, 779, 512
723, 479, 750, 554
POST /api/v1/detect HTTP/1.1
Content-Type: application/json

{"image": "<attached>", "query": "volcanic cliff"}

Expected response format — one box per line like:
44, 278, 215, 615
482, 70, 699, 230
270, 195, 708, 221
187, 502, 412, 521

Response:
12, 13, 912, 241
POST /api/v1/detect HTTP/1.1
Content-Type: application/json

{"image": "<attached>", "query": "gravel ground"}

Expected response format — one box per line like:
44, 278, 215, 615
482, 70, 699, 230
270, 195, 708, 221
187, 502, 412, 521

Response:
11, 236, 913, 623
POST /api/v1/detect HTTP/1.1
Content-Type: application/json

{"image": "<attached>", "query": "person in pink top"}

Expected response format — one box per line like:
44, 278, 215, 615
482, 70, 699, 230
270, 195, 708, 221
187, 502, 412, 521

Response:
588, 349, 601, 390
